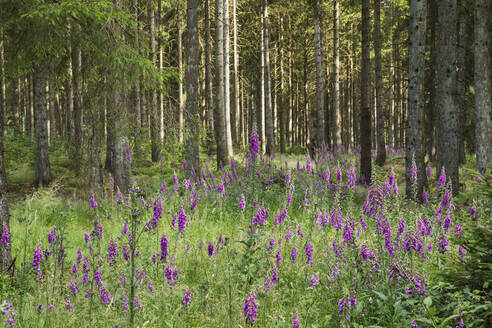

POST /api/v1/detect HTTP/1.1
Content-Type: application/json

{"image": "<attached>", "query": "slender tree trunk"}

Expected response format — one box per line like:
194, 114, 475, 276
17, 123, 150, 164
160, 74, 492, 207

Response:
65, 57, 74, 143
149, 4, 160, 162
233, 0, 240, 148
374, 0, 386, 166
0, 33, 4, 137
215, 0, 228, 167
87, 84, 103, 194
279, 14, 286, 153
178, 2, 184, 144
48, 65, 56, 141
34, 65, 52, 187
360, 0, 372, 184
263, 0, 274, 156
112, 0, 131, 194
261, 26, 266, 154
224, 0, 233, 157
332, 0, 340, 149
72, 40, 83, 172
406, 0, 428, 200
314, 0, 325, 150
437, 0, 459, 194
0, 107, 11, 272
185, 0, 201, 176
474, 0, 491, 174
425, 0, 437, 161
25, 76, 32, 137
133, 0, 142, 157
205, 0, 214, 133
456, 4, 467, 165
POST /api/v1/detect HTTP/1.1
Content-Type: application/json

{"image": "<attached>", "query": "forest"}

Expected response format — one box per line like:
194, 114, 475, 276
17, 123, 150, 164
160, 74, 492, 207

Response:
0, 0, 490, 327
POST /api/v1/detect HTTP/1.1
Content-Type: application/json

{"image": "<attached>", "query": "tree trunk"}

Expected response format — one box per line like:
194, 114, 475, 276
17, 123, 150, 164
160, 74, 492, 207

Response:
0, 33, 5, 137
314, 0, 325, 150
72, 41, 83, 173
261, 26, 266, 154
65, 57, 74, 143
406, 0, 428, 200
425, 0, 437, 161
48, 65, 56, 142
149, 4, 160, 162
132, 0, 142, 157
178, 2, 184, 144
332, 0, 340, 149
205, 0, 214, 133
474, 0, 491, 174
185, 0, 201, 176
34, 65, 53, 187
0, 109, 11, 272
25, 76, 32, 137
233, 0, 240, 148
215, 0, 228, 167
87, 84, 103, 194
374, 0, 386, 166
223, 0, 233, 157
263, 0, 274, 156
360, 0, 372, 184
456, 4, 467, 165
278, 14, 286, 153
437, 0, 459, 194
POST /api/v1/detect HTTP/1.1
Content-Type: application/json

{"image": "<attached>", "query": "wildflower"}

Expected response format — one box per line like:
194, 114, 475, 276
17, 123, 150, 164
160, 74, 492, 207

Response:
305, 243, 313, 267
411, 320, 419, 328
160, 234, 168, 263
249, 129, 259, 159
121, 222, 128, 235
178, 205, 188, 233
426, 165, 432, 177
65, 297, 72, 312
125, 144, 131, 161
243, 292, 258, 326
310, 274, 319, 287
1, 226, 10, 246
470, 206, 477, 219
437, 169, 446, 189
238, 196, 246, 211
151, 199, 162, 229
292, 313, 299, 328
252, 206, 269, 227
190, 194, 200, 212
33, 244, 43, 275
410, 160, 418, 184
291, 247, 298, 264
422, 191, 429, 204
360, 245, 374, 261
89, 194, 98, 208
207, 242, 214, 257
148, 281, 153, 293
182, 289, 191, 307
133, 296, 141, 308
458, 246, 467, 260
107, 240, 119, 266
266, 239, 275, 252
275, 251, 282, 267
69, 281, 79, 296
35, 304, 42, 312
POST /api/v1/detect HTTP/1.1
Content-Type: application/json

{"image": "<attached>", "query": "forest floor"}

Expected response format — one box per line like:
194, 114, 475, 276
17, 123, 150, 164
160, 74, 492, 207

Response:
1, 137, 490, 327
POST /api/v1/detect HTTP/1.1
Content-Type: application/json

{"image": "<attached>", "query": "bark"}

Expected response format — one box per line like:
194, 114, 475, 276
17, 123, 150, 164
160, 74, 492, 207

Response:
65, 56, 74, 143
0, 34, 4, 137
25, 76, 32, 137
279, 14, 286, 153
72, 40, 83, 172
133, 0, 142, 156
205, 0, 214, 132
215, 0, 228, 167
456, 4, 467, 165
406, 0, 428, 199
34, 65, 53, 187
149, 4, 160, 162
437, 0, 459, 194
0, 110, 11, 272
360, 0, 372, 184
224, 0, 233, 157
332, 0, 340, 149
185, 0, 201, 176
48, 65, 56, 141
374, 0, 386, 166
425, 0, 437, 161
313, 0, 325, 150
233, 0, 240, 147
263, 0, 274, 156
261, 26, 266, 154
474, 0, 492, 174
178, 2, 184, 144
87, 84, 103, 194
112, 0, 131, 194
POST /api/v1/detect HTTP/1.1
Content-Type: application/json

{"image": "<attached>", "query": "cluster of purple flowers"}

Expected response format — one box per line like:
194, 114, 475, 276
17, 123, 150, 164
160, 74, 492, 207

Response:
243, 292, 258, 326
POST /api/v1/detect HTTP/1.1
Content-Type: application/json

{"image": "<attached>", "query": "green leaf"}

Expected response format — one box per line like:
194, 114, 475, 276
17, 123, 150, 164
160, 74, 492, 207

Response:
423, 296, 432, 307
373, 290, 388, 302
